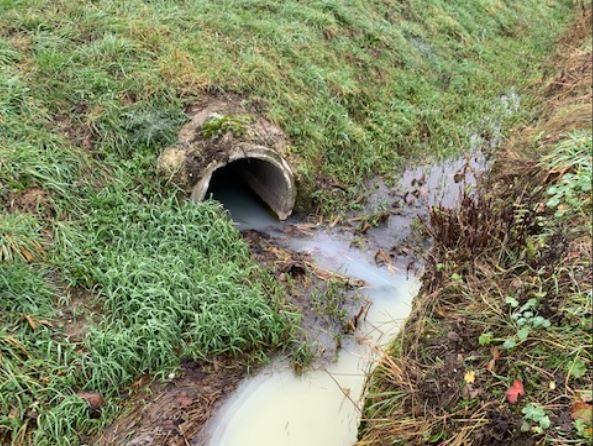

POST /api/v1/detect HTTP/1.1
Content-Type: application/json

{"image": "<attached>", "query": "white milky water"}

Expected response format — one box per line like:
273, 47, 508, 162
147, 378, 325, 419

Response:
199, 148, 488, 445
200, 176, 420, 446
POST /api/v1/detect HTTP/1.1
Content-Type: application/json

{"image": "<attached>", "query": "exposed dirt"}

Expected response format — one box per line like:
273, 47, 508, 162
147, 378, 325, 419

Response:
55, 286, 102, 344
0, 187, 53, 216
94, 359, 244, 446
53, 103, 96, 152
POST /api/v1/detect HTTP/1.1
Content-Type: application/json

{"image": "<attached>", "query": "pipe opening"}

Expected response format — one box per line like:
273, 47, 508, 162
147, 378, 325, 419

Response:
205, 157, 294, 223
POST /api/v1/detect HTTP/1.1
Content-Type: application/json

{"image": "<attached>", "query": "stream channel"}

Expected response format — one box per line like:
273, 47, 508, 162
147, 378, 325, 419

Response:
195, 152, 486, 446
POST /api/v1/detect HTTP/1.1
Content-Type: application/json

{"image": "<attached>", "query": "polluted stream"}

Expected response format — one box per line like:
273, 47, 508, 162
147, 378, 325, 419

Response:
196, 152, 486, 446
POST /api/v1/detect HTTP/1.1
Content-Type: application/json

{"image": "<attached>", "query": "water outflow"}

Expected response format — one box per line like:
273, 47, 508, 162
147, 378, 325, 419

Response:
202, 230, 419, 446
205, 164, 280, 231
200, 188, 420, 446
200, 151, 486, 446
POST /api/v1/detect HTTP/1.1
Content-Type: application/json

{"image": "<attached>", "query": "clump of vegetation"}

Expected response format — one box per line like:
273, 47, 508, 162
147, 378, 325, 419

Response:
1, 196, 295, 445
543, 129, 592, 218
0, 213, 43, 262
200, 114, 253, 139
358, 9, 592, 445
309, 279, 352, 329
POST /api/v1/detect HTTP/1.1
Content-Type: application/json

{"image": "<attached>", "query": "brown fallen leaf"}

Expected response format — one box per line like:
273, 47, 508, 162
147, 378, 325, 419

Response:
571, 401, 593, 423
374, 250, 392, 267
486, 347, 501, 372
329, 216, 341, 228
78, 391, 105, 410
467, 386, 483, 399
21, 249, 34, 262
506, 379, 525, 404
24, 315, 52, 331
359, 221, 372, 233
176, 393, 193, 408
25, 315, 39, 330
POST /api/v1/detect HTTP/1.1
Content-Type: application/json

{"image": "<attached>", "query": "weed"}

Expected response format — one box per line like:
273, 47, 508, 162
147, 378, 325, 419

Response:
309, 279, 352, 328
503, 296, 552, 350
521, 403, 551, 434
543, 130, 592, 218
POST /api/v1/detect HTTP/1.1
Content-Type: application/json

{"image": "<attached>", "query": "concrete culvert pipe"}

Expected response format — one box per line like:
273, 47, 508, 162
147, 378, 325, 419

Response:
156, 101, 298, 220
191, 144, 296, 220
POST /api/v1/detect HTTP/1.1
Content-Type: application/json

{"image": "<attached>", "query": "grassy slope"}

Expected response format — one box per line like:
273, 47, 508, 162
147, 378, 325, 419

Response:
358, 9, 592, 446
0, 0, 573, 444
1, 0, 572, 212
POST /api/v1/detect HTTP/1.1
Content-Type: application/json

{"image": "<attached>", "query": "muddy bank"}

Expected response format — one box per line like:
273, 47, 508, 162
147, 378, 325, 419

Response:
95, 360, 244, 446
189, 147, 490, 446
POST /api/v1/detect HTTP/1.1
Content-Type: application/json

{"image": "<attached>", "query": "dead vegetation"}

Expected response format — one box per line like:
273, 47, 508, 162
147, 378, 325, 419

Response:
358, 8, 592, 446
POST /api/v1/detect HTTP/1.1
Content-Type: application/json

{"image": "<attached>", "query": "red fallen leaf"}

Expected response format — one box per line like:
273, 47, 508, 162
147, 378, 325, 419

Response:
506, 380, 525, 404
77, 391, 104, 410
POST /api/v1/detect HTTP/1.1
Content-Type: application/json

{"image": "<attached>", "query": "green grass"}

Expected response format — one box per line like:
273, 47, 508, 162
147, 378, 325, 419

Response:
1, 198, 296, 445
1, 0, 573, 212
0, 0, 574, 444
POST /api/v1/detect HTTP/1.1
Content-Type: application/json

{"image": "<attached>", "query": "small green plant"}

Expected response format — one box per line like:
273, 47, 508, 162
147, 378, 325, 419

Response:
478, 331, 494, 346
503, 295, 551, 349
521, 403, 551, 434
310, 280, 351, 327
567, 357, 587, 379
290, 339, 318, 374
574, 419, 593, 441
543, 130, 592, 218
450, 272, 463, 282
200, 114, 253, 139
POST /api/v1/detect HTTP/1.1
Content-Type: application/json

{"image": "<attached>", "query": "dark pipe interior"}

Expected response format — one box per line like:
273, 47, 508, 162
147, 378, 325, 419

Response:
205, 159, 278, 224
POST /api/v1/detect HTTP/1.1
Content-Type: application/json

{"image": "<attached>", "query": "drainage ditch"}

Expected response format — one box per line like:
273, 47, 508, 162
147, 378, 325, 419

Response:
195, 151, 487, 446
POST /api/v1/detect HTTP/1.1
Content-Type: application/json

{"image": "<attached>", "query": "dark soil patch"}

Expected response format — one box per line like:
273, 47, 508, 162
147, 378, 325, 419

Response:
242, 228, 364, 362
1, 187, 53, 216
94, 359, 244, 446
54, 286, 101, 344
